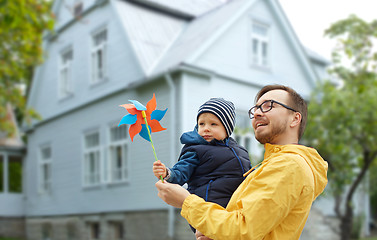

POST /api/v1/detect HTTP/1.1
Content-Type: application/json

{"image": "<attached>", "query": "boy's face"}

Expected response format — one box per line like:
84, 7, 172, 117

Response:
197, 112, 227, 142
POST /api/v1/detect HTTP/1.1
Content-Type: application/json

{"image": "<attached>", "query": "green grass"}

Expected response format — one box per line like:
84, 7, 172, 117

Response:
360, 237, 377, 240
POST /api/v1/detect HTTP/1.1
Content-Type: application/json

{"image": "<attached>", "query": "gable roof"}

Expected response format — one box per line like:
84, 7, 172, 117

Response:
127, 0, 226, 18
50, 0, 323, 86
137, 0, 321, 88
149, 0, 254, 76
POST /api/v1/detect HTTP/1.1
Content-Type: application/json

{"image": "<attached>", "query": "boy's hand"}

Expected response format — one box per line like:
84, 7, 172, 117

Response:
153, 160, 167, 179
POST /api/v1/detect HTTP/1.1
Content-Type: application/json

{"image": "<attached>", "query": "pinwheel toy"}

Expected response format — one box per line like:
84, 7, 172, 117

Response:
118, 93, 167, 180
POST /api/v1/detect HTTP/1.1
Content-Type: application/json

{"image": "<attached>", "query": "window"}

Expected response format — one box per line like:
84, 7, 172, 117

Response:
108, 125, 128, 183
73, 1, 83, 17
88, 222, 100, 240
91, 29, 107, 84
83, 131, 101, 186
8, 155, 22, 193
110, 222, 124, 240
39, 146, 52, 194
67, 222, 77, 240
0, 155, 3, 192
251, 22, 270, 67
233, 112, 260, 164
59, 48, 73, 98
42, 223, 52, 240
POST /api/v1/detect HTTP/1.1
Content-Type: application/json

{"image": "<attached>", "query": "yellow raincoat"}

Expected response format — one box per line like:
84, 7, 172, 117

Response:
181, 143, 328, 240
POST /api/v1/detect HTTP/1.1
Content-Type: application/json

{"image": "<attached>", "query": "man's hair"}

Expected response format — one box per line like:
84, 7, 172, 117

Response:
255, 84, 308, 140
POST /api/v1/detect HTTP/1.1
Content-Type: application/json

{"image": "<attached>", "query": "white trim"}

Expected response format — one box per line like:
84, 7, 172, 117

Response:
90, 27, 108, 85
38, 144, 52, 195
58, 46, 74, 99
82, 129, 102, 187
106, 123, 130, 184
250, 20, 271, 69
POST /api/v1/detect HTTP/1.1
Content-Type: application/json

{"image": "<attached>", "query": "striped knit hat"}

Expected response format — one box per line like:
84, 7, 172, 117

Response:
197, 98, 236, 137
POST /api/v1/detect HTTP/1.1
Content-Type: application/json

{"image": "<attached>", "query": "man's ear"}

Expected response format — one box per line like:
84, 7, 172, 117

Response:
290, 112, 302, 128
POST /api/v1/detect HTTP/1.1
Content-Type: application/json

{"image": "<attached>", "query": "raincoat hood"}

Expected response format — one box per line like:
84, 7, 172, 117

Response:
264, 143, 328, 199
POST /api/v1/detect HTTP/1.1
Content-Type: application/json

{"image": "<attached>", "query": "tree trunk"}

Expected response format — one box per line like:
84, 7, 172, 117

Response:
340, 200, 353, 240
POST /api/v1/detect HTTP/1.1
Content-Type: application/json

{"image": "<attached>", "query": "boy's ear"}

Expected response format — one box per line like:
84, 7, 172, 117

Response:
290, 112, 302, 128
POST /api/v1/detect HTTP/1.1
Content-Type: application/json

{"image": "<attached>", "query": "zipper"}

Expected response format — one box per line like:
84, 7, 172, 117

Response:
205, 180, 213, 201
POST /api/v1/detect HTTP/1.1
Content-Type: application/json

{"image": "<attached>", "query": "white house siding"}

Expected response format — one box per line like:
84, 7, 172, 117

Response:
25, 87, 173, 217
29, 3, 144, 123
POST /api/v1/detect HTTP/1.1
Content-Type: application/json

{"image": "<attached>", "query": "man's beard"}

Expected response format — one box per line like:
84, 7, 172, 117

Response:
255, 120, 287, 144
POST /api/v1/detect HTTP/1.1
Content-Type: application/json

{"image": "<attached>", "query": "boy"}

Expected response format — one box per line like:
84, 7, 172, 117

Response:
153, 98, 251, 231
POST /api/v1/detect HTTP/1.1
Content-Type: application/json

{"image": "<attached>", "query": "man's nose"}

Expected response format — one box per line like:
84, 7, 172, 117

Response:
254, 107, 263, 116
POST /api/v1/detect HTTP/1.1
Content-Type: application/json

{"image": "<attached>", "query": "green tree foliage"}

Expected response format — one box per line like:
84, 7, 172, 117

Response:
0, 0, 54, 136
305, 15, 377, 240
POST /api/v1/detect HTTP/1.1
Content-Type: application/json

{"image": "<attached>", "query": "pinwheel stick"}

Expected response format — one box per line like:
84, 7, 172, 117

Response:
142, 111, 164, 182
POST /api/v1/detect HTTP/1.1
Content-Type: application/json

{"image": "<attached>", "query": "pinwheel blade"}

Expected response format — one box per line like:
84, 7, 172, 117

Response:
129, 100, 147, 111
118, 114, 137, 126
139, 124, 152, 142
151, 108, 168, 121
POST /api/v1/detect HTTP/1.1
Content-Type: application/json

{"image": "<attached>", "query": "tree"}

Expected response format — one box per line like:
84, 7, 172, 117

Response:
0, 0, 54, 136
304, 15, 377, 240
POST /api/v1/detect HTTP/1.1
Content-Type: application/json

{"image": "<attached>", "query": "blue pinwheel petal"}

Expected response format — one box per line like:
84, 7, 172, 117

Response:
129, 100, 147, 111
118, 114, 137, 126
151, 108, 168, 121
139, 124, 151, 142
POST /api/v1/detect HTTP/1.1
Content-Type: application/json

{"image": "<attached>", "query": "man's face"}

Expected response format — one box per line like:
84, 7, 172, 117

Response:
251, 90, 294, 144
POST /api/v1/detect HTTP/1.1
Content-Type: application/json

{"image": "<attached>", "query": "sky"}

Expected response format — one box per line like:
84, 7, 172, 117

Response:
278, 0, 376, 60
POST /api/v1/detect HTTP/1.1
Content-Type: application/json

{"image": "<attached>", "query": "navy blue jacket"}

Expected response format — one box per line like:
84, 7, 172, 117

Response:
167, 128, 251, 208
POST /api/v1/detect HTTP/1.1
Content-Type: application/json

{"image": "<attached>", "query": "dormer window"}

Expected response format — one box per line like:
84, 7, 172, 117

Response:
73, 1, 83, 17
59, 48, 73, 99
251, 22, 270, 67
91, 28, 107, 84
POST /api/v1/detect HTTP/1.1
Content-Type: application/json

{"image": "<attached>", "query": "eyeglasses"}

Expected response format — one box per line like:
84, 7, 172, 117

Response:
248, 100, 297, 119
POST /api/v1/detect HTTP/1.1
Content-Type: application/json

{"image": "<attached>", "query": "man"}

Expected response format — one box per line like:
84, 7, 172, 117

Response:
155, 84, 328, 240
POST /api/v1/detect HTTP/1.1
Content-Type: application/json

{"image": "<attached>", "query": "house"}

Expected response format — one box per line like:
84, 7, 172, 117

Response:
0, 104, 25, 239
0, 0, 350, 239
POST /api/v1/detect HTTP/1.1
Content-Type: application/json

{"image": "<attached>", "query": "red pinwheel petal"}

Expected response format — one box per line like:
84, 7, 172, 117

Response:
149, 119, 166, 133
120, 104, 139, 115
146, 93, 156, 115
129, 121, 142, 141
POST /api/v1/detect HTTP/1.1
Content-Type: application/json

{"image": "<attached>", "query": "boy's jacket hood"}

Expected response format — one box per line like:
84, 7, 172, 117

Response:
264, 143, 328, 199
180, 126, 208, 145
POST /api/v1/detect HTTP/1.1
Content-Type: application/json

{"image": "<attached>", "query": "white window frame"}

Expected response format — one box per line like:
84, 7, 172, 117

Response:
91, 28, 107, 85
59, 48, 73, 99
38, 145, 52, 194
83, 130, 102, 187
107, 124, 129, 183
250, 21, 270, 68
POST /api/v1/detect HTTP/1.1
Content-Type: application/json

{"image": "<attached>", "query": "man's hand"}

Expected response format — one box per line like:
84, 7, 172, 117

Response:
155, 180, 190, 208
195, 230, 213, 240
